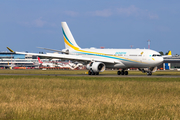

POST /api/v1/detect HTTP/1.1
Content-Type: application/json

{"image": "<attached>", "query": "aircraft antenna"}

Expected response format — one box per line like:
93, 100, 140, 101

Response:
147, 40, 151, 49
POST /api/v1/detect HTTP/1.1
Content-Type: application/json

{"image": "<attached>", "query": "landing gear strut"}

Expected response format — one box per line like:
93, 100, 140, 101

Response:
138, 68, 153, 76
117, 70, 128, 75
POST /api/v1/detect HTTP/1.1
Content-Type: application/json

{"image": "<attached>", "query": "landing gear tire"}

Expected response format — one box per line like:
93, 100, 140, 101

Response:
88, 70, 92, 75
121, 71, 124, 75
124, 71, 128, 75
117, 70, 128, 75
117, 71, 121, 75
147, 71, 152, 76
92, 72, 95, 75
88, 70, 99, 75
95, 72, 99, 75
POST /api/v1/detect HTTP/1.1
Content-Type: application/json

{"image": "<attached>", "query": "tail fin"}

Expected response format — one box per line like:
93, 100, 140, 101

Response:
61, 22, 80, 50
38, 57, 43, 64
162, 51, 172, 58
168, 51, 171, 56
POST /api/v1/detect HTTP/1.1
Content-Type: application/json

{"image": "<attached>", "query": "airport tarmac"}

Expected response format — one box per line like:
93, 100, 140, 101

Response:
0, 73, 180, 78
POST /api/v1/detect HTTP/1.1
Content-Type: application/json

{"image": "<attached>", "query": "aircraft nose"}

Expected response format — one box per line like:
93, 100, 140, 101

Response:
160, 57, 164, 63
156, 57, 164, 65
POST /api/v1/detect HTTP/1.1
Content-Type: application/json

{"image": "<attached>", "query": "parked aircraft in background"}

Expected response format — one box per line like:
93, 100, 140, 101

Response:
0, 62, 16, 69
56, 61, 83, 70
38, 57, 83, 69
7, 22, 171, 75
37, 57, 55, 67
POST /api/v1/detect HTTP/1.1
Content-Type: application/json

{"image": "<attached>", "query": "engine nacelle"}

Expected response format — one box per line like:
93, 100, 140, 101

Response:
86, 62, 105, 72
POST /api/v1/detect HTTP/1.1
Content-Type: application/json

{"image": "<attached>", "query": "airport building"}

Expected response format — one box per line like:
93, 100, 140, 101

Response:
162, 55, 180, 70
0, 52, 47, 69
0, 52, 83, 70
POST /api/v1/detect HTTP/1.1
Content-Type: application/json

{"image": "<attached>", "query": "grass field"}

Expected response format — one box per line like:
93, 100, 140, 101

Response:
0, 70, 180, 119
1, 69, 180, 75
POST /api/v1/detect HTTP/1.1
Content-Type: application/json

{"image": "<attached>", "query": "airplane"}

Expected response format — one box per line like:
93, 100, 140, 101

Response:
37, 57, 55, 67
0, 63, 16, 69
7, 22, 171, 75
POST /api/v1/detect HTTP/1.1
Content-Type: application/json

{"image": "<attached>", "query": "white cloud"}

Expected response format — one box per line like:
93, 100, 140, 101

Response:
116, 5, 139, 16
148, 13, 159, 19
33, 17, 47, 27
91, 9, 112, 17
116, 5, 159, 19
88, 5, 158, 19
19, 17, 58, 28
64, 11, 79, 17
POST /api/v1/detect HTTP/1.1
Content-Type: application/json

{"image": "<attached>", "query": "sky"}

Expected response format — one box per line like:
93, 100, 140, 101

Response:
0, 0, 180, 55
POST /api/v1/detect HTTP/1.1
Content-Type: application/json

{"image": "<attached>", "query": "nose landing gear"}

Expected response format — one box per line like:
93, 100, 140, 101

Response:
138, 68, 153, 76
147, 71, 152, 76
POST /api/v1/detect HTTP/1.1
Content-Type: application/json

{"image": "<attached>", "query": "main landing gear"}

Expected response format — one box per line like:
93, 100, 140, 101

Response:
88, 70, 99, 75
117, 70, 128, 75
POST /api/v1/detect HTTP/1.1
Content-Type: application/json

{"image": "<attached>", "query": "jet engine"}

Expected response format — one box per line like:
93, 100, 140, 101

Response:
86, 62, 105, 72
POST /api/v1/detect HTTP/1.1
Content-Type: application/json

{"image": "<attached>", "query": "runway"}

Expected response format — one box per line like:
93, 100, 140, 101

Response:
0, 73, 180, 78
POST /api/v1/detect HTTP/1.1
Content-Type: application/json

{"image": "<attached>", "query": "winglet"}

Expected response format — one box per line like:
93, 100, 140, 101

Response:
7, 47, 14, 52
168, 51, 171, 56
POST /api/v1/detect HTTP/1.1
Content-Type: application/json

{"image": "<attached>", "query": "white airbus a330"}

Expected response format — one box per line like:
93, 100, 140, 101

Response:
7, 22, 171, 75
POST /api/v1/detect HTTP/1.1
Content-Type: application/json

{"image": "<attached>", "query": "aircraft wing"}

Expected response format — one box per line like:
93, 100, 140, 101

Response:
15, 51, 120, 64
7, 47, 120, 63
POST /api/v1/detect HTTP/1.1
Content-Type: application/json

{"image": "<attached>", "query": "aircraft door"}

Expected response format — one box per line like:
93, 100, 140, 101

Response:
141, 52, 147, 63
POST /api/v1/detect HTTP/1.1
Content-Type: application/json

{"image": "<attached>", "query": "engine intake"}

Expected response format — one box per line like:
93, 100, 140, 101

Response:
86, 62, 105, 72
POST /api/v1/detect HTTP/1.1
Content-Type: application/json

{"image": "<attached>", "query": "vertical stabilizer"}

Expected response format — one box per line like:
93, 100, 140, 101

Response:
38, 57, 43, 64
61, 22, 80, 50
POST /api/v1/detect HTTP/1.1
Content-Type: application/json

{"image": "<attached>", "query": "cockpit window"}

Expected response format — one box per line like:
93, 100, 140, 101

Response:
152, 54, 161, 57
